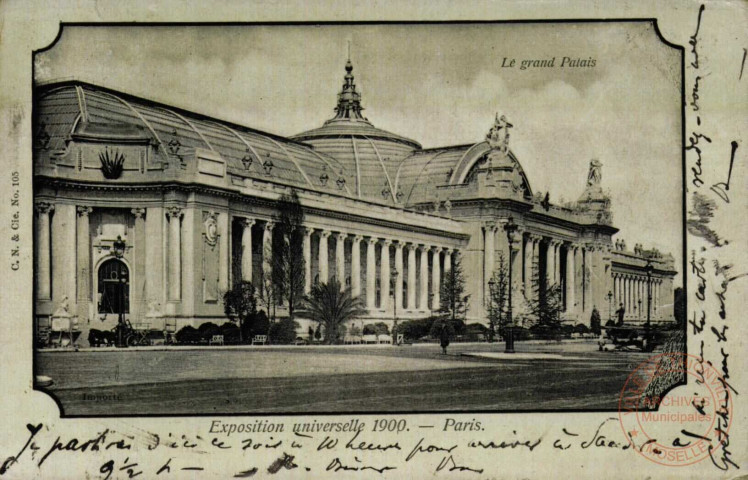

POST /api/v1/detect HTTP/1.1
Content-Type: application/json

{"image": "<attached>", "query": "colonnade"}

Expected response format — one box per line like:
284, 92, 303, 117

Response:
481, 222, 610, 319
236, 217, 457, 314
612, 273, 663, 319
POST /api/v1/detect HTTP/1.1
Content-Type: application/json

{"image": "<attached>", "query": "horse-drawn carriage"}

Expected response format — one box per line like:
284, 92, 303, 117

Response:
598, 324, 666, 352
88, 318, 175, 347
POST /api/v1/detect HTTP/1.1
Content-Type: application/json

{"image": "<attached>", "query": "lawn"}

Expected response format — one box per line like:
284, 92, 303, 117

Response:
35, 341, 652, 415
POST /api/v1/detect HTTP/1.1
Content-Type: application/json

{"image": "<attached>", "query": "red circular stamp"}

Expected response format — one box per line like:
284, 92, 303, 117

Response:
618, 352, 733, 467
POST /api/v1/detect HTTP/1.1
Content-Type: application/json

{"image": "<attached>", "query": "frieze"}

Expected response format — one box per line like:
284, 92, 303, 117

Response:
34, 177, 469, 242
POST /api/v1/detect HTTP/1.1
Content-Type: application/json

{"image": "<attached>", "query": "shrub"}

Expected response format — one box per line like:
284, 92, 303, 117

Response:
363, 322, 389, 335
219, 322, 241, 344
509, 326, 532, 341
465, 323, 490, 341
573, 323, 590, 334
243, 310, 270, 341
269, 318, 300, 344
198, 322, 221, 341
175, 325, 202, 344
398, 317, 435, 341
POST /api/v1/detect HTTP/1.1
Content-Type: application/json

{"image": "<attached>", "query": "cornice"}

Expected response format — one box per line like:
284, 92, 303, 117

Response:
35, 176, 470, 242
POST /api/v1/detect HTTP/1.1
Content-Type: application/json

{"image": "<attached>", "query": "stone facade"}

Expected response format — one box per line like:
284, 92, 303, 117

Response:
33, 62, 678, 345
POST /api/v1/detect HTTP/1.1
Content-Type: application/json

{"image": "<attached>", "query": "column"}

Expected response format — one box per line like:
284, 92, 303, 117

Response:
51, 203, 76, 310
262, 221, 275, 288
366, 237, 377, 310
523, 235, 533, 299
130, 208, 146, 321
380, 239, 391, 310
302, 227, 311, 293
335, 232, 346, 287
510, 230, 524, 310
407, 244, 417, 310
144, 207, 164, 307
554, 242, 561, 284
218, 212, 229, 291
166, 207, 182, 301
351, 235, 362, 298
35, 203, 54, 300
484, 223, 495, 305
565, 244, 576, 313
419, 245, 429, 310
613, 275, 619, 305
583, 246, 593, 313
546, 239, 555, 285
530, 235, 540, 302
443, 248, 452, 277
317, 229, 330, 283
626, 276, 632, 314
394, 242, 404, 311
76, 206, 93, 319
241, 219, 255, 283
431, 246, 441, 310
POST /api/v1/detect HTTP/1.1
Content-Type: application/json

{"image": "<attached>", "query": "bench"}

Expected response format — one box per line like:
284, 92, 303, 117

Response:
252, 335, 267, 345
209, 335, 224, 346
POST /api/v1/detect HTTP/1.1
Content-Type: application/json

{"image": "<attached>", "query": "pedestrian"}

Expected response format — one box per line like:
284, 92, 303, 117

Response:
439, 323, 450, 355
590, 306, 601, 335
615, 303, 625, 326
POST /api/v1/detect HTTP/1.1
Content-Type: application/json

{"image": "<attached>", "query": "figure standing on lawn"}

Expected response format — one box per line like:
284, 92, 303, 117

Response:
439, 323, 450, 355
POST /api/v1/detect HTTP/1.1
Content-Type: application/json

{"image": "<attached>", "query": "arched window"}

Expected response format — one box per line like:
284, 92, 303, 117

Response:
98, 259, 129, 314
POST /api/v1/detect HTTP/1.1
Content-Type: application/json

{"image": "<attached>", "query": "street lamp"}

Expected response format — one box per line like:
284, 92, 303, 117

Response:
606, 290, 613, 322
116, 267, 129, 348
645, 260, 653, 330
503, 216, 518, 353
391, 267, 399, 346
112, 236, 129, 348
488, 278, 496, 343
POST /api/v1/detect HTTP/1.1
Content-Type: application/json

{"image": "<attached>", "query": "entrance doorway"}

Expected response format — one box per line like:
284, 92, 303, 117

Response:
98, 258, 129, 314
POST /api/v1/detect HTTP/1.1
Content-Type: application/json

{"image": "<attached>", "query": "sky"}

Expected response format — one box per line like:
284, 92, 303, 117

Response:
35, 23, 683, 275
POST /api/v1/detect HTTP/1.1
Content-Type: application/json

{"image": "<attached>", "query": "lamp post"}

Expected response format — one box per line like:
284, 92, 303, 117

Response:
391, 266, 399, 346
606, 290, 613, 322
503, 217, 518, 353
645, 261, 653, 330
488, 278, 496, 343
112, 236, 128, 348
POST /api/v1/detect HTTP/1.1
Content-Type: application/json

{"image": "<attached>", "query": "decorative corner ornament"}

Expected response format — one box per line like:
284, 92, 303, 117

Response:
99, 147, 126, 179
203, 212, 219, 246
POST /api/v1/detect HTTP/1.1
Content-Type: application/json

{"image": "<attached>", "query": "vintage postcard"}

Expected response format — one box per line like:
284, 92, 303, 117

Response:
1, 1, 745, 478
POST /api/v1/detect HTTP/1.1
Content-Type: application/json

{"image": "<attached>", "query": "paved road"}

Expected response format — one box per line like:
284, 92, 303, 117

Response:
36, 341, 654, 415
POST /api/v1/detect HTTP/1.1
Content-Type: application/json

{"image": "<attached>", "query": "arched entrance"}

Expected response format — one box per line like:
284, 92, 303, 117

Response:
98, 258, 129, 314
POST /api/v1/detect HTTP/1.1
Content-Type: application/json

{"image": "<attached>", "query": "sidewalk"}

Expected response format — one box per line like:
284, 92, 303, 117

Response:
37, 338, 598, 353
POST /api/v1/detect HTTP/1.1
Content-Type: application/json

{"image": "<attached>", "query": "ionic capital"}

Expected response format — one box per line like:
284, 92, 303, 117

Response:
335, 232, 348, 242
77, 206, 94, 217
242, 218, 256, 229
130, 207, 145, 219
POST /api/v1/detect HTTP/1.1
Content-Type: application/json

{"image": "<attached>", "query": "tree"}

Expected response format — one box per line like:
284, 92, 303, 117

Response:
487, 253, 509, 342
439, 256, 470, 324
222, 281, 258, 343
272, 190, 306, 321
526, 283, 565, 336
302, 278, 366, 345
269, 317, 301, 344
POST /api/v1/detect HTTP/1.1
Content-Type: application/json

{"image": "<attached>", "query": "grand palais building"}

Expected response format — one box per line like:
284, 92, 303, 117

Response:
33, 59, 678, 344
